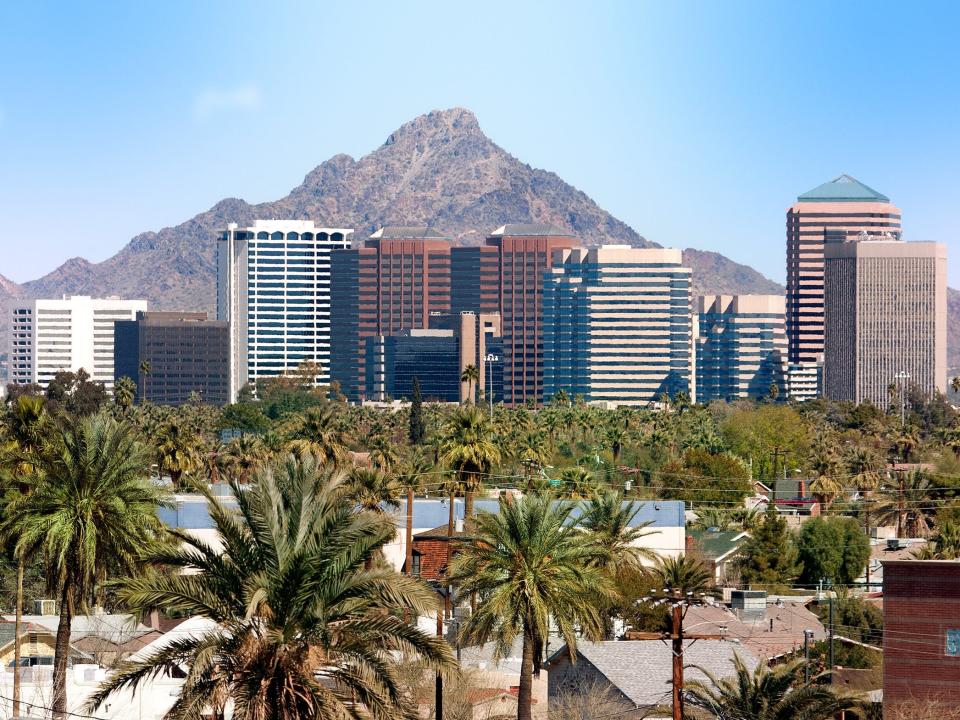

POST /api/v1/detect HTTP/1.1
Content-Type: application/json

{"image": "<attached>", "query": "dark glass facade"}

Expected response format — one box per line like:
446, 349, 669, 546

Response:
114, 312, 230, 406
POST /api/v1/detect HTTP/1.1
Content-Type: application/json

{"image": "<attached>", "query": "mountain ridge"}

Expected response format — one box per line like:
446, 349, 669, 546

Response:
2, 107, 954, 367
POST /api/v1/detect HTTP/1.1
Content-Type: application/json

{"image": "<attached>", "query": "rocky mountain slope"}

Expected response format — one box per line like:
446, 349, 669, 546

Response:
1, 107, 954, 367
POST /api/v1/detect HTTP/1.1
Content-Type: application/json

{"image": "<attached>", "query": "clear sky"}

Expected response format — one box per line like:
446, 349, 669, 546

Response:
1, 1, 958, 285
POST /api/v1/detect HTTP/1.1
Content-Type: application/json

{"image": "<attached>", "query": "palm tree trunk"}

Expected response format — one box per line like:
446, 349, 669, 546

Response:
12, 558, 23, 715
518, 627, 535, 720
52, 580, 73, 720
406, 487, 415, 576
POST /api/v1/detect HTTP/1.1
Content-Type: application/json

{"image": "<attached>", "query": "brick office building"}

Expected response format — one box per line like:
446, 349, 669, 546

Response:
883, 560, 960, 715
330, 227, 451, 401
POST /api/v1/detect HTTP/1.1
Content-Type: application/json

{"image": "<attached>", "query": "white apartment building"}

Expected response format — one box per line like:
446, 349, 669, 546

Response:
217, 220, 353, 401
11, 296, 147, 390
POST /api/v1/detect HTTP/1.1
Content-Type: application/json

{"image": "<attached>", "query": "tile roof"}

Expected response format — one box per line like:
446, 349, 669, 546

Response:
488, 223, 576, 238
548, 640, 758, 707
797, 174, 890, 203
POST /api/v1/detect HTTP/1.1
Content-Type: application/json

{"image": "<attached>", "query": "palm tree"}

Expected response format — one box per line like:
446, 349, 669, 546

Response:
155, 418, 202, 489
845, 446, 882, 492
874, 470, 936, 538
397, 448, 432, 576
220, 434, 267, 484
690, 506, 732, 531
809, 431, 843, 507
0, 395, 47, 717
369, 433, 400, 472
684, 654, 855, 720
113, 375, 137, 411
3, 413, 169, 720
138, 359, 151, 400
87, 455, 455, 720
653, 554, 713, 596
450, 495, 615, 720
348, 466, 402, 513
557, 466, 600, 500
439, 404, 500, 517
460, 364, 479, 404
952, 376, 960, 395
912, 521, 960, 560
285, 405, 350, 467
580, 491, 659, 577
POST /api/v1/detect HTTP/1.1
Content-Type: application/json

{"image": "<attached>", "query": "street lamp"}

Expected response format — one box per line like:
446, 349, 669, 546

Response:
895, 370, 911, 427
484, 353, 499, 419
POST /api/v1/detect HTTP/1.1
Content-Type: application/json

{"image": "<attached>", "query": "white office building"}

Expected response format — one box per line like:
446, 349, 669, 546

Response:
11, 295, 147, 390
217, 220, 353, 401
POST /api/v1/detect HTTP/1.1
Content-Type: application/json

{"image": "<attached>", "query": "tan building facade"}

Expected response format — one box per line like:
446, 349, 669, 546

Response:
823, 239, 947, 406
786, 175, 901, 397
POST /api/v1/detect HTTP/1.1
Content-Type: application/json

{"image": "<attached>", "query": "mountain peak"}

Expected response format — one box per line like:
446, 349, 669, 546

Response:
382, 107, 481, 148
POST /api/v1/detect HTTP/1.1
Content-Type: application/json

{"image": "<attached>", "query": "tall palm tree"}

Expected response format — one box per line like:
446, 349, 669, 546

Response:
397, 448, 432, 576
113, 375, 137, 411
348, 466, 402, 513
874, 470, 936, 538
439, 404, 500, 517
952, 376, 960, 395
138, 359, 151, 400
845, 446, 882, 492
87, 455, 455, 720
450, 495, 615, 720
369, 433, 400, 472
154, 418, 202, 489
809, 431, 843, 507
684, 654, 855, 720
0, 395, 47, 716
460, 364, 479, 404
285, 405, 350, 467
3, 413, 169, 720
580, 491, 659, 579
653, 554, 713, 596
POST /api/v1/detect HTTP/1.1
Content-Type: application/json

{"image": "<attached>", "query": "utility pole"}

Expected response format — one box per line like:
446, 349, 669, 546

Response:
895, 370, 910, 427
828, 593, 835, 679
804, 629, 813, 683
864, 499, 872, 590
484, 353, 498, 419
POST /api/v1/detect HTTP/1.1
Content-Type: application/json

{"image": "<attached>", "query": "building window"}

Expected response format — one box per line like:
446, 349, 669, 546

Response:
411, 552, 422, 577
947, 629, 960, 657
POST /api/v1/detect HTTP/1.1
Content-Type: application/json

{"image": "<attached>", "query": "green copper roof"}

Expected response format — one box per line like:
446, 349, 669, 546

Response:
797, 174, 889, 203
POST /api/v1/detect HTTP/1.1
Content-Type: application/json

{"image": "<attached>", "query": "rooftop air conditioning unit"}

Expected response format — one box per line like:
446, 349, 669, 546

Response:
34, 599, 57, 615
887, 538, 905, 551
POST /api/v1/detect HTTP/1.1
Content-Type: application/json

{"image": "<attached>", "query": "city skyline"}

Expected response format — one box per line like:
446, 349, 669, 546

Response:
1, 3, 958, 286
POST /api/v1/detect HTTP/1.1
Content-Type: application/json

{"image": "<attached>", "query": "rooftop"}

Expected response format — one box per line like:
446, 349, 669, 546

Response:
488, 223, 576, 238
688, 529, 749, 560
369, 226, 450, 240
797, 174, 890, 203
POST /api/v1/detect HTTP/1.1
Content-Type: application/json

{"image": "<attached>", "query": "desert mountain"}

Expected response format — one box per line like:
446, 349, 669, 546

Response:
2, 107, 955, 367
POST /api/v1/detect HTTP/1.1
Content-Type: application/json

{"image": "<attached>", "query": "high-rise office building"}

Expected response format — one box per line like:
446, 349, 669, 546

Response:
451, 245, 500, 316
485, 224, 578, 405
543, 246, 693, 406
330, 227, 451, 401
786, 175, 901, 397
364, 312, 502, 404
114, 312, 230, 406
695, 295, 788, 403
217, 220, 352, 401
823, 238, 947, 406
11, 295, 147, 390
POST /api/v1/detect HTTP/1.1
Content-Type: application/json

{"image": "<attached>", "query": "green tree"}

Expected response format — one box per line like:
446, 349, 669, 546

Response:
220, 434, 268, 484
87, 455, 455, 720
348, 466, 402, 513
409, 376, 426, 444
684, 654, 855, 720
653, 554, 713, 596
580, 491, 658, 581
659, 448, 752, 505
460, 363, 479, 404
113, 375, 137, 411
557, 466, 600, 499
0, 395, 47, 716
155, 418, 203, 489
451, 495, 615, 720
219, 402, 270, 434
874, 469, 936, 538
284, 405, 349, 466
439, 404, 500, 517
3, 413, 169, 719
722, 405, 810, 485
735, 504, 801, 590
797, 516, 870, 585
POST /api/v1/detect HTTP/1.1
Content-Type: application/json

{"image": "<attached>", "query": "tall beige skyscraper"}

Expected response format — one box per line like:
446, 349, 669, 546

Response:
823, 238, 947, 406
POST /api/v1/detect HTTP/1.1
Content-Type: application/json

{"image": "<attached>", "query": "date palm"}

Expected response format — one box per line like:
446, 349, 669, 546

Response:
3, 413, 169, 720
653, 554, 713, 596
87, 455, 455, 720
684, 654, 854, 720
0, 395, 48, 716
450, 495, 615, 720
439, 404, 500, 517
580, 491, 659, 581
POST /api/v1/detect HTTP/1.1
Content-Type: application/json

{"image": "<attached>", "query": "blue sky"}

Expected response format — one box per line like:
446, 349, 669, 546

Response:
1, 1, 958, 285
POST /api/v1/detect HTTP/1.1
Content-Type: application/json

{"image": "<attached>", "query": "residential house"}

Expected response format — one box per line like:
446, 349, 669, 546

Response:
686, 529, 749, 584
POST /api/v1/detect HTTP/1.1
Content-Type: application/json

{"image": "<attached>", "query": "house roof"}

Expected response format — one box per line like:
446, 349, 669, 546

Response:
688, 530, 749, 561
2, 613, 152, 644
797, 175, 890, 203
546, 640, 758, 707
